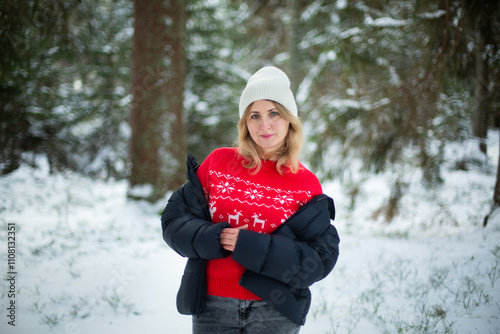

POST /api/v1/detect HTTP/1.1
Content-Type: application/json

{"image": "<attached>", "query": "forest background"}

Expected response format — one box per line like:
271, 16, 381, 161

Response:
1, 0, 500, 221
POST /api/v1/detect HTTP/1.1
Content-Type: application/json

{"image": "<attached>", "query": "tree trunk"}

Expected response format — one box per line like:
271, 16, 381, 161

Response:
484, 130, 500, 227
129, 0, 186, 201
472, 13, 490, 155
493, 131, 500, 206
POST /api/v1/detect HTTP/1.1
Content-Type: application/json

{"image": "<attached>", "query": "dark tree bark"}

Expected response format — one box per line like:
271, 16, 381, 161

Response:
472, 29, 489, 155
471, 0, 499, 156
129, 0, 186, 201
484, 130, 500, 227
494, 131, 500, 206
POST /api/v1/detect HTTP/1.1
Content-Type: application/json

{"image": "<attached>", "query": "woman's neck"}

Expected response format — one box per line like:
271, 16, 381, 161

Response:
258, 151, 279, 161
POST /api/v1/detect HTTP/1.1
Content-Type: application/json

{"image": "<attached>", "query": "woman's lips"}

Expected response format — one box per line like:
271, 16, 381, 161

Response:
260, 134, 274, 139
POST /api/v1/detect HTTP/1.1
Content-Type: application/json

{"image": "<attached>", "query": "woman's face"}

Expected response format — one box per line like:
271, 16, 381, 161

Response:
246, 100, 290, 158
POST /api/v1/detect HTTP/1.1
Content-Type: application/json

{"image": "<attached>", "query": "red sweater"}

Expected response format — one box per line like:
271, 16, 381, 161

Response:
196, 147, 322, 300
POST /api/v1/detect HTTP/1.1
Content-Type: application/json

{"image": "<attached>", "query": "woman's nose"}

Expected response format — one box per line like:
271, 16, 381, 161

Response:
261, 117, 271, 129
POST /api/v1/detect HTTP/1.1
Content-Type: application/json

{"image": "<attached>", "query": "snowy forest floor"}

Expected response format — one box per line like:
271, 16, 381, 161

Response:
1, 133, 500, 334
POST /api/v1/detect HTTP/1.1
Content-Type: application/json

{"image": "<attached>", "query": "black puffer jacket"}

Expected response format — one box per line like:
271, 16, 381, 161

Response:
161, 153, 340, 325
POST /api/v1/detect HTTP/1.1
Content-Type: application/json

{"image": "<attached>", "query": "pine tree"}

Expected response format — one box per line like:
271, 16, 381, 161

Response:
0, 0, 133, 177
293, 0, 491, 221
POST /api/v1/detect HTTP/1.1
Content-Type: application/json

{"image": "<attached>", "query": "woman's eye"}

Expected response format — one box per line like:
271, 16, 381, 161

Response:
270, 111, 279, 117
250, 114, 260, 119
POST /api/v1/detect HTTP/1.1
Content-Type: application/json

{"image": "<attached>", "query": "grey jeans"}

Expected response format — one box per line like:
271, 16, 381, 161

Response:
192, 295, 301, 334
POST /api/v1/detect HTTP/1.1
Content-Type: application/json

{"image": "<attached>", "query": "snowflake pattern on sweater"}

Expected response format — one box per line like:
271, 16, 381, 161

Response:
208, 170, 314, 229
196, 147, 323, 299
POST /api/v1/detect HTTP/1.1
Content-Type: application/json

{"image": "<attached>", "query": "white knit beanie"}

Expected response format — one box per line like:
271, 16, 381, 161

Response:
238, 66, 298, 118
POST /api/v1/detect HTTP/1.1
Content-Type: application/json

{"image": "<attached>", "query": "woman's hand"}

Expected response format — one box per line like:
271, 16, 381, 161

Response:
220, 224, 248, 252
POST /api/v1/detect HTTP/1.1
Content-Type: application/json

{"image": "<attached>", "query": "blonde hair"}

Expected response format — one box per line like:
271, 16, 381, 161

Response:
237, 101, 303, 175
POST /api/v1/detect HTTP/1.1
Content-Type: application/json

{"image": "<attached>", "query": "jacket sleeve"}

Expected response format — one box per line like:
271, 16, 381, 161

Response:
161, 181, 232, 260
232, 199, 339, 289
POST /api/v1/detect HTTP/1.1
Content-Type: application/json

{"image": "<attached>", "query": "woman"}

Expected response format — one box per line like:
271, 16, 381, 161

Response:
161, 66, 340, 333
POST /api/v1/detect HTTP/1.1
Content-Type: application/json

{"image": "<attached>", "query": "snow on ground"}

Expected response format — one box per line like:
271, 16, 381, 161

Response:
1, 134, 499, 334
